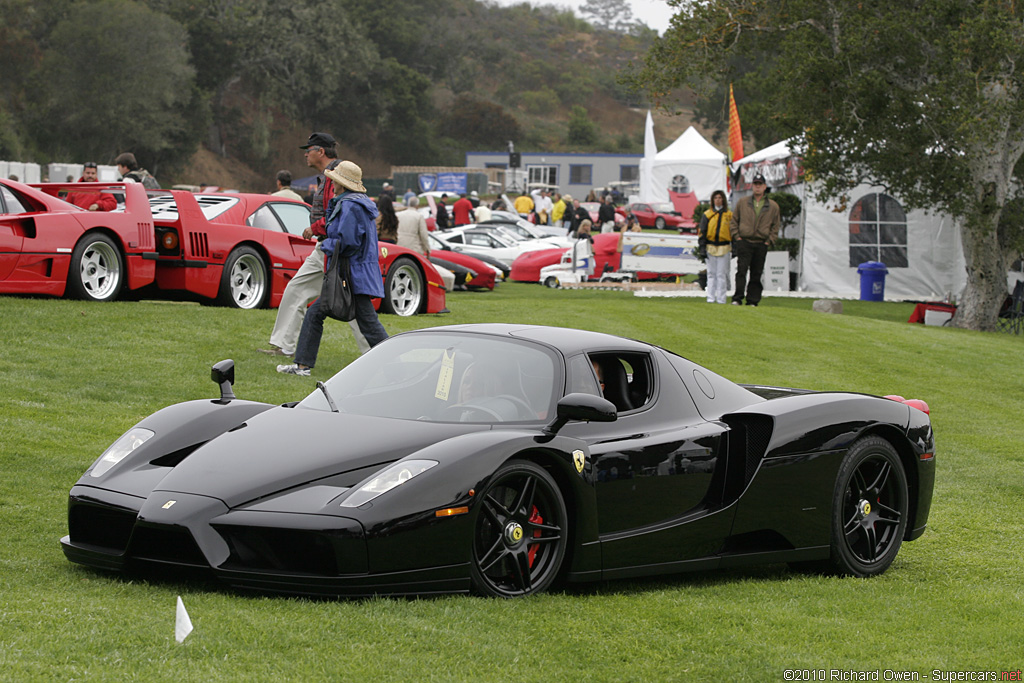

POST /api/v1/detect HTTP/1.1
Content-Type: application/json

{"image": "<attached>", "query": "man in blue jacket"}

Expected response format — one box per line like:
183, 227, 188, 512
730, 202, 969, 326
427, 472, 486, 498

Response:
278, 160, 388, 376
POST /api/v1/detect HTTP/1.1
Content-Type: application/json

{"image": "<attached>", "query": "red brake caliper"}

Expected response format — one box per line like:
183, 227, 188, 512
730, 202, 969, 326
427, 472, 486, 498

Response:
528, 505, 543, 567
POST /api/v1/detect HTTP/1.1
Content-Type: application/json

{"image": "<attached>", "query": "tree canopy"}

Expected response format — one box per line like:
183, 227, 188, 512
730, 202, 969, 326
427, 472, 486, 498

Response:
633, 0, 1024, 330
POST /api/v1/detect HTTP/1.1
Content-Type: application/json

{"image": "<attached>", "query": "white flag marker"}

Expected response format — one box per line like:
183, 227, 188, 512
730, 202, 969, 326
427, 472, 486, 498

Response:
175, 596, 194, 643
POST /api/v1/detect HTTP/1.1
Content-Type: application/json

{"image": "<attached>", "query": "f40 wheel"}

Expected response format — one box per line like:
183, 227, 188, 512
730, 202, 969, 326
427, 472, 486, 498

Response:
68, 233, 124, 302
217, 246, 268, 309
382, 256, 423, 316
829, 436, 909, 577
470, 460, 567, 597
655, 216, 666, 229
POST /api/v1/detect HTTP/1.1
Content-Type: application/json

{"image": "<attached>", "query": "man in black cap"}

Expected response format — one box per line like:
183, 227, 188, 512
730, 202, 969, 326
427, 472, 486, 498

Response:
730, 173, 781, 306
258, 132, 368, 357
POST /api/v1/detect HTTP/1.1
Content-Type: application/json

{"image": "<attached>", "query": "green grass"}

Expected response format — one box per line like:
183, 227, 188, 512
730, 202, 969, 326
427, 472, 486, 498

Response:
1, 286, 1022, 681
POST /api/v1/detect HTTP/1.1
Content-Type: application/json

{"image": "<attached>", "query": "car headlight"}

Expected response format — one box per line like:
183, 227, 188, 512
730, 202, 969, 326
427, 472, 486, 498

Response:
340, 459, 437, 508
89, 427, 154, 477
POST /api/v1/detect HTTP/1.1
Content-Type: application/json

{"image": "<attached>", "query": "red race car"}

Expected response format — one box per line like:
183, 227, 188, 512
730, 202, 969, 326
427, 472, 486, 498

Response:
4, 180, 446, 315
627, 202, 692, 230
510, 233, 672, 282
0, 178, 157, 301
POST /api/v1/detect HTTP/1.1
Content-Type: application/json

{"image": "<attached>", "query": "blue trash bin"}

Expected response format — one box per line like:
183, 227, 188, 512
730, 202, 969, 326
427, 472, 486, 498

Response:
857, 261, 888, 301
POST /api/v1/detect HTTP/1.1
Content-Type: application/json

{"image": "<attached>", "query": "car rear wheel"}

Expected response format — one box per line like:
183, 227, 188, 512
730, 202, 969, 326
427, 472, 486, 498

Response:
382, 256, 423, 316
655, 217, 666, 229
68, 233, 124, 302
828, 436, 908, 577
217, 246, 268, 309
470, 459, 567, 597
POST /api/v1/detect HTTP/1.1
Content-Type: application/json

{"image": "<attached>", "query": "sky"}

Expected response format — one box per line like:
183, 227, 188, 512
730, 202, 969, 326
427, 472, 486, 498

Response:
486, 0, 676, 34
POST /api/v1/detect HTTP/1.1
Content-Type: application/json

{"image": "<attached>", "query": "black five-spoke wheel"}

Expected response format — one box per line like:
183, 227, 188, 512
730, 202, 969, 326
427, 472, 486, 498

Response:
470, 460, 567, 597
830, 436, 909, 577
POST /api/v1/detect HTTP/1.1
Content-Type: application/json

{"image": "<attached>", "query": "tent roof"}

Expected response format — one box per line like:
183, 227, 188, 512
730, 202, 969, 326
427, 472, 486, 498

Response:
732, 138, 795, 170
655, 126, 725, 163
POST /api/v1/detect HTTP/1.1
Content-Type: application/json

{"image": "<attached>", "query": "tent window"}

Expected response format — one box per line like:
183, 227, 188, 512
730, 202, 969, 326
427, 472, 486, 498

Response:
671, 174, 690, 193
848, 193, 908, 268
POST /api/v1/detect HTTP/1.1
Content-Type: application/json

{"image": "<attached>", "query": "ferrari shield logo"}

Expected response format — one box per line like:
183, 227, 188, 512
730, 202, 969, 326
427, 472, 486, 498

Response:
162, 500, 177, 509
572, 450, 585, 473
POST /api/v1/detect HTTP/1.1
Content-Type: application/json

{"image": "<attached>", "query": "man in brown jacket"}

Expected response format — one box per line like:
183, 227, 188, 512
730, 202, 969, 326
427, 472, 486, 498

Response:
731, 173, 781, 306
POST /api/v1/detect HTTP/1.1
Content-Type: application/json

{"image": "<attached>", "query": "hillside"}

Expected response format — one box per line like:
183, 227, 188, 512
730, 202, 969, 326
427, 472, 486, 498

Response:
1, 0, 716, 193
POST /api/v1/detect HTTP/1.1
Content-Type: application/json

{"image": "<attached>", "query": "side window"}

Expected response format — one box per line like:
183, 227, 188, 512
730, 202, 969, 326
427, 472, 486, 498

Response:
566, 354, 601, 397
247, 204, 282, 231
588, 352, 654, 413
446, 233, 464, 244
270, 202, 311, 236
0, 186, 30, 215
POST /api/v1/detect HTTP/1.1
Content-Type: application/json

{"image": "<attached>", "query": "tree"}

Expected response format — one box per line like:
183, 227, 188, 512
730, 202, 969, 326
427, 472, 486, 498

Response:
32, 0, 199, 167
566, 105, 600, 147
632, 0, 1024, 331
579, 0, 636, 33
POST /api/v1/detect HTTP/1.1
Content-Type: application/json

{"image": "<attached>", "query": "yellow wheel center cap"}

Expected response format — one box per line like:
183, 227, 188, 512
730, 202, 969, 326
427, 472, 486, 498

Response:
504, 522, 524, 545
859, 500, 872, 516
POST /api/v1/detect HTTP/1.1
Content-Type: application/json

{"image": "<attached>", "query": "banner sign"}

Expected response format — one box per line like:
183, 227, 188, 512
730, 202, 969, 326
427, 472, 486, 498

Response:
734, 156, 803, 191
619, 233, 703, 275
418, 173, 437, 192
435, 172, 467, 194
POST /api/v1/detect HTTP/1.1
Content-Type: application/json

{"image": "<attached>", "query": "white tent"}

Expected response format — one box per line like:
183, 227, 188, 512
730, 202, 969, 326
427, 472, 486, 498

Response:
732, 139, 967, 300
640, 126, 728, 203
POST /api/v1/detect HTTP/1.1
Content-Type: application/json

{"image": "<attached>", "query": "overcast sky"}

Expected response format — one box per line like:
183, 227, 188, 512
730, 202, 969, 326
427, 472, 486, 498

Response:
486, 0, 675, 34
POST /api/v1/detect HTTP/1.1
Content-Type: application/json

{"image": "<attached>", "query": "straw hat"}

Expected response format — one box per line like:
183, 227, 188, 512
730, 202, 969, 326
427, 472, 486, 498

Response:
324, 161, 366, 193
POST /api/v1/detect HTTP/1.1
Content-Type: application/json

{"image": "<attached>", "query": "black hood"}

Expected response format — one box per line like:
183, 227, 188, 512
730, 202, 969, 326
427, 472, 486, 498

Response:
151, 405, 485, 507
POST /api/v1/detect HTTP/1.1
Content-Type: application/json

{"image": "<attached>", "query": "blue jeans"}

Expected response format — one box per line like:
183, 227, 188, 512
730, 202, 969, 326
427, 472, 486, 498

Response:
294, 295, 388, 369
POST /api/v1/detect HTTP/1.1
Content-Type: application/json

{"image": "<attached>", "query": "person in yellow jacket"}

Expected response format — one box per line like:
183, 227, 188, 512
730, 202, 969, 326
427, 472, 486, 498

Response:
552, 193, 570, 229
698, 189, 733, 304
513, 192, 534, 217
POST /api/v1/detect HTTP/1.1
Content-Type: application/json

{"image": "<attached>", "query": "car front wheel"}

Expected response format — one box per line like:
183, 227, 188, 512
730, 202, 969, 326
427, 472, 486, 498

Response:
217, 246, 268, 309
655, 217, 666, 229
382, 256, 423, 316
470, 459, 567, 597
828, 436, 909, 577
68, 233, 124, 302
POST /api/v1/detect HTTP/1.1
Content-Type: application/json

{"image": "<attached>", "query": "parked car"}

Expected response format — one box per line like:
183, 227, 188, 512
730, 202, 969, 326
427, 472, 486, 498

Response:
628, 202, 691, 230
4, 180, 446, 315
431, 226, 554, 267
0, 178, 157, 302
61, 324, 935, 597
510, 233, 669, 283
424, 234, 498, 291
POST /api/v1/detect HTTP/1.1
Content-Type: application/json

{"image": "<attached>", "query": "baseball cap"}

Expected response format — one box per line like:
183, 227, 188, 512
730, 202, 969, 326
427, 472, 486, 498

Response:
300, 132, 336, 150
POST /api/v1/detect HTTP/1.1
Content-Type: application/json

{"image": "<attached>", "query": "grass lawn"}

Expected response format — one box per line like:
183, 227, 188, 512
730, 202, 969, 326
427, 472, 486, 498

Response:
1, 285, 1021, 681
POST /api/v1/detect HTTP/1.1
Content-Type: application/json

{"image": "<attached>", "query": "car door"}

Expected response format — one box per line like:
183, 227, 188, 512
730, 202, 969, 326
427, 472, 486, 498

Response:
0, 185, 27, 280
245, 201, 315, 261
561, 350, 733, 570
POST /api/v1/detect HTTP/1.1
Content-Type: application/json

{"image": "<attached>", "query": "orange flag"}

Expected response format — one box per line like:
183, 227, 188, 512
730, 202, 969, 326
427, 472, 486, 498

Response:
728, 84, 744, 163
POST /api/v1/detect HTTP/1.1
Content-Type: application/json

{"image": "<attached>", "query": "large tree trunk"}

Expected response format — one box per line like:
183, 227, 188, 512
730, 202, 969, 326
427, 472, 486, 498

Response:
953, 218, 1007, 331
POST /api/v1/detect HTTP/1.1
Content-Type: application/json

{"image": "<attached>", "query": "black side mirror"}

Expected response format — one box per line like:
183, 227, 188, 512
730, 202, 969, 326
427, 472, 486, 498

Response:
539, 392, 616, 440
211, 359, 236, 403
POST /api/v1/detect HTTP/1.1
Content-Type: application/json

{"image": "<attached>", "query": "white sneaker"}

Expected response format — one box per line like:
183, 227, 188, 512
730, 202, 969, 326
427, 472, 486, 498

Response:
277, 364, 310, 376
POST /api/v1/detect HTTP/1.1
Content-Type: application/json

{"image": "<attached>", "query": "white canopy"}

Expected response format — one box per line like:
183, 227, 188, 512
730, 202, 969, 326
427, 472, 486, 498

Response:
734, 137, 967, 300
643, 126, 727, 203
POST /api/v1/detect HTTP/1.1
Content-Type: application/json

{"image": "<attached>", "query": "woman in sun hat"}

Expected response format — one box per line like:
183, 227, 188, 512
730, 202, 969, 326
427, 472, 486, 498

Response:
278, 160, 388, 376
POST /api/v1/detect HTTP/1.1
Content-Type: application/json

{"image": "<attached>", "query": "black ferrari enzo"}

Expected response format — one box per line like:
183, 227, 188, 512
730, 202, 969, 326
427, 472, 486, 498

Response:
62, 324, 935, 598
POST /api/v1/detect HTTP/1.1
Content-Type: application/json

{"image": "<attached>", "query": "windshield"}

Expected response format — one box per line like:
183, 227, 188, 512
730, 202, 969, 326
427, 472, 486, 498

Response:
298, 332, 562, 423
651, 203, 676, 213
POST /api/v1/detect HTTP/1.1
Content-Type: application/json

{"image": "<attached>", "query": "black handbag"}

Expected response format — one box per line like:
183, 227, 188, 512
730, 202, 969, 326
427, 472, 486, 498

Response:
321, 254, 356, 321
